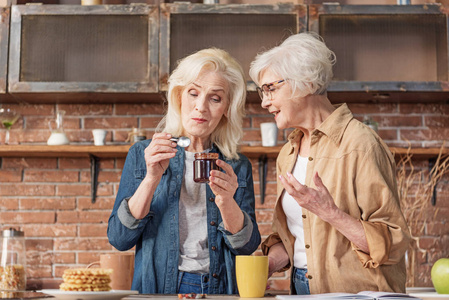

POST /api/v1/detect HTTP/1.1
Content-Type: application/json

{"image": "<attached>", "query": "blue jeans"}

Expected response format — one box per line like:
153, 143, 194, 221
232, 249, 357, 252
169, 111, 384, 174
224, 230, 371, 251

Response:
177, 271, 209, 294
292, 267, 310, 295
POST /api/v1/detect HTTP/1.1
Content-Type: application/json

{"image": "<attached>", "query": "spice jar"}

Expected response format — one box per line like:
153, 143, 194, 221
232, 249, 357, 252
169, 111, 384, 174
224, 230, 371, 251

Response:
0, 229, 26, 298
363, 115, 378, 133
126, 128, 146, 144
193, 153, 219, 183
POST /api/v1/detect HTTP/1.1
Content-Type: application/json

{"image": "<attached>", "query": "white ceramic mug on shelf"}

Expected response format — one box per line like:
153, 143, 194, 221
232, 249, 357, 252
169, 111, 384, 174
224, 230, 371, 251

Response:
260, 122, 278, 147
92, 129, 108, 146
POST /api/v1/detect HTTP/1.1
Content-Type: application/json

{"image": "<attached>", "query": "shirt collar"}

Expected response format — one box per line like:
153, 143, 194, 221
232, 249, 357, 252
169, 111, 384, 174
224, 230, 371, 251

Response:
287, 103, 354, 147
317, 103, 354, 146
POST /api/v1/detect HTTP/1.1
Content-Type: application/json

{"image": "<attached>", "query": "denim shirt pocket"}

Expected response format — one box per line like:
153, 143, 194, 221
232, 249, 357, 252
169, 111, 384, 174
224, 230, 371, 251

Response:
233, 179, 247, 205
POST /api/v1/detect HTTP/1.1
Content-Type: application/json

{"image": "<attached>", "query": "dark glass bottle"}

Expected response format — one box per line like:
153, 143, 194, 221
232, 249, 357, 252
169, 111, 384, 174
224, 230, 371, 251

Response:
193, 153, 219, 183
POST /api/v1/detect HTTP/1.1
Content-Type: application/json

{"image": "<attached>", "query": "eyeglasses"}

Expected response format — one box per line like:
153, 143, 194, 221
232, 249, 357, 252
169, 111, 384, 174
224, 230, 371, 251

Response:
256, 79, 286, 100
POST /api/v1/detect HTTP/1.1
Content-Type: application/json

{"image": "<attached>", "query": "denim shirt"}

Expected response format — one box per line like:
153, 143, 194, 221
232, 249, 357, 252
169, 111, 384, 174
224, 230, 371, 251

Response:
107, 140, 261, 294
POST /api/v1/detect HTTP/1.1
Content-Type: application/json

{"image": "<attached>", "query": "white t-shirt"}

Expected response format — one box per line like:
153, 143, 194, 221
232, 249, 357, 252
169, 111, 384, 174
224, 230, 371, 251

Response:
281, 155, 308, 269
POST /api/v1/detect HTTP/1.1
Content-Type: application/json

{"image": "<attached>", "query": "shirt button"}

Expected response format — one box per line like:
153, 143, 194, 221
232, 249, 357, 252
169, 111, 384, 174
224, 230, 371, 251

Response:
302, 214, 306, 219
211, 246, 217, 251
209, 197, 215, 202
307, 275, 313, 279
308, 157, 313, 161
210, 221, 216, 226
305, 244, 310, 249
212, 273, 218, 278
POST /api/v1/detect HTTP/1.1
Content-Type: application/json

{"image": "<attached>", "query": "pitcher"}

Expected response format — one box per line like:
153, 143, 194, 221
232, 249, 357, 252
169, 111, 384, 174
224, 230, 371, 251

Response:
47, 110, 69, 145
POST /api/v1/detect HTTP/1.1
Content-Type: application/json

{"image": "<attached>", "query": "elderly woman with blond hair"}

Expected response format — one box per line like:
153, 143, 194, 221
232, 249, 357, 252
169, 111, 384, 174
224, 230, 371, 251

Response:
249, 32, 410, 295
108, 48, 261, 294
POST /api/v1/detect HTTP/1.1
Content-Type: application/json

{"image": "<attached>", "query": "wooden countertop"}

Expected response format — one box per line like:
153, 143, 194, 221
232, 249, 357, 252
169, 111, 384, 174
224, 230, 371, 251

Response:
17, 287, 434, 299
124, 295, 269, 300
22, 292, 275, 300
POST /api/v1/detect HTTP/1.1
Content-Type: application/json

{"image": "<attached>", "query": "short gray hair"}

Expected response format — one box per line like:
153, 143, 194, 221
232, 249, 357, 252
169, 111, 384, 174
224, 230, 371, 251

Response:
157, 48, 246, 160
249, 32, 336, 97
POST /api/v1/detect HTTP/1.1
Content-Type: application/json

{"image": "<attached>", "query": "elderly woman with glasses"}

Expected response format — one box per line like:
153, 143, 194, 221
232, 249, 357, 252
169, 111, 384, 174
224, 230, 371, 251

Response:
249, 32, 410, 295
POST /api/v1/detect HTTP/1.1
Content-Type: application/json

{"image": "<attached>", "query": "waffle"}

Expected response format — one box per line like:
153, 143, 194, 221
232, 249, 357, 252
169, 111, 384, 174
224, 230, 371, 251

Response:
59, 268, 112, 292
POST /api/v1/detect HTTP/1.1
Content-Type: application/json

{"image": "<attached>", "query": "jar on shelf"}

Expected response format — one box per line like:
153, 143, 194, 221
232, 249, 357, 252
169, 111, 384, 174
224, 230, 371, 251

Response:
193, 152, 219, 183
126, 128, 146, 145
0, 228, 27, 299
363, 115, 379, 133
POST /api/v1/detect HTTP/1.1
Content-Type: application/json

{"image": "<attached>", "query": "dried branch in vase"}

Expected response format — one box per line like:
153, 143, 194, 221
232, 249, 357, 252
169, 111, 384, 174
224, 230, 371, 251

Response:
395, 143, 449, 286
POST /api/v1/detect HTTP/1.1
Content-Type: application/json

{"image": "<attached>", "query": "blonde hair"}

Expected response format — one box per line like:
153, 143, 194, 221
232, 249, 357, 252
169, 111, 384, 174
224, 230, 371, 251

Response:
156, 48, 246, 160
249, 32, 336, 97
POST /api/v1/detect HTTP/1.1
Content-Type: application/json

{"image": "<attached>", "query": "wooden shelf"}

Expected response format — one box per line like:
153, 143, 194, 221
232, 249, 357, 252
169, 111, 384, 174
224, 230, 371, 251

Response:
389, 147, 449, 160
0, 145, 282, 159
0, 145, 132, 158
0, 145, 447, 160
1, 144, 445, 204
240, 146, 283, 159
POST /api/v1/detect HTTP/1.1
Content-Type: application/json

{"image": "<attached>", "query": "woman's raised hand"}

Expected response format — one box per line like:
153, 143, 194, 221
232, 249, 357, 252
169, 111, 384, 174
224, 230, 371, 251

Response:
144, 133, 178, 181
209, 159, 245, 234
209, 159, 239, 206
279, 171, 339, 223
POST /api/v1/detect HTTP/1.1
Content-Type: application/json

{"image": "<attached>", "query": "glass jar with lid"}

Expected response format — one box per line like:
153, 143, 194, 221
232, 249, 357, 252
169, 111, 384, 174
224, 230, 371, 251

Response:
193, 152, 219, 183
0, 228, 26, 298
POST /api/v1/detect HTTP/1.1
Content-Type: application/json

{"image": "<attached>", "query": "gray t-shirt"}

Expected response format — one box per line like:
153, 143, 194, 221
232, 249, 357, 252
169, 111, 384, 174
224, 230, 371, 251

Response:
178, 151, 209, 273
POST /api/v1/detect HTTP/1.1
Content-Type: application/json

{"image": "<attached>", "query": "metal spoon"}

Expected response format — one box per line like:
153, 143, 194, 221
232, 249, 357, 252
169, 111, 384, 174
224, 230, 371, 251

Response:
170, 136, 191, 148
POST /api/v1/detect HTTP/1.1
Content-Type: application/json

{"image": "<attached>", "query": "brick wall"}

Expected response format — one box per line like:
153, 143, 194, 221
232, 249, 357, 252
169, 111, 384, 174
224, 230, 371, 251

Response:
0, 101, 448, 291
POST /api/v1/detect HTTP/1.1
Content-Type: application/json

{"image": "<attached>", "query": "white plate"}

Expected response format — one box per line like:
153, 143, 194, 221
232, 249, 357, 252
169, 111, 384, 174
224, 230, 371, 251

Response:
39, 289, 139, 300
409, 292, 449, 300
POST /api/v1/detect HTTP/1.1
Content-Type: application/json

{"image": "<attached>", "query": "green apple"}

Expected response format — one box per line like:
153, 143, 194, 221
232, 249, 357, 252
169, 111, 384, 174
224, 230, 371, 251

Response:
431, 258, 449, 294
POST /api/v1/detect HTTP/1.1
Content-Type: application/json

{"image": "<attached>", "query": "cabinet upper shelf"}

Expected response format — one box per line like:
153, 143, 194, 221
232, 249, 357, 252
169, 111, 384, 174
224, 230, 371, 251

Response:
310, 4, 449, 103
0, 3, 448, 103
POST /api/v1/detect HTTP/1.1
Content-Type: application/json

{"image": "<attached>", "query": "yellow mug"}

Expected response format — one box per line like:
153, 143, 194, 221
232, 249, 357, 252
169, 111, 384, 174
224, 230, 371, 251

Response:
236, 255, 269, 298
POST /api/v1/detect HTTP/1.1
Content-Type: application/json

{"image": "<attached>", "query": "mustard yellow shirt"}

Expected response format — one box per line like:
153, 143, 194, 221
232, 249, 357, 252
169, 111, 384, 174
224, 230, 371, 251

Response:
262, 103, 410, 294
